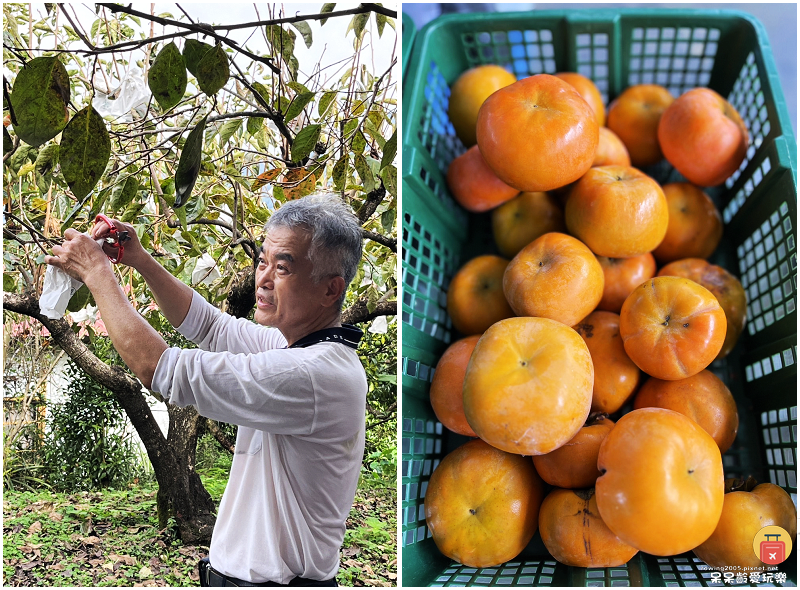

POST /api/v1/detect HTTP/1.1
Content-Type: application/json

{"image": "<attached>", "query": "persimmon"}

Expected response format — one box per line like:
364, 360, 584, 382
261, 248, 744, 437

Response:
448, 65, 517, 148
446, 145, 520, 213
533, 413, 614, 489
596, 253, 657, 314
429, 336, 481, 437
658, 87, 749, 187
425, 438, 546, 568
554, 71, 606, 127
634, 370, 739, 453
476, 74, 600, 192
693, 477, 797, 572
593, 126, 631, 167
491, 191, 566, 259
620, 276, 727, 380
652, 182, 723, 264
596, 407, 725, 556
539, 487, 639, 567
565, 165, 669, 258
658, 258, 747, 359
503, 232, 604, 327
607, 84, 674, 168
574, 311, 641, 414
463, 316, 593, 456
446, 255, 515, 336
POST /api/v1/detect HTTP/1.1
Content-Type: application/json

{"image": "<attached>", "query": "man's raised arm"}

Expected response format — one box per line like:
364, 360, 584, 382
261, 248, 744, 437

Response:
92, 218, 194, 329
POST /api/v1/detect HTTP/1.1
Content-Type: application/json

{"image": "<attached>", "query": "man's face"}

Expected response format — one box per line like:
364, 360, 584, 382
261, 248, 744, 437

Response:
254, 226, 328, 340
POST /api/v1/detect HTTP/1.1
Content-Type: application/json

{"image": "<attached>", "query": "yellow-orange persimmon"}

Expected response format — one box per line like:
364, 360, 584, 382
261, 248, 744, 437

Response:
477, 74, 599, 192
463, 316, 594, 456
425, 438, 546, 567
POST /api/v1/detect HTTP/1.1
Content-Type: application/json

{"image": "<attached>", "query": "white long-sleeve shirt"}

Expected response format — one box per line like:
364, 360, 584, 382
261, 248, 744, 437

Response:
151, 291, 367, 583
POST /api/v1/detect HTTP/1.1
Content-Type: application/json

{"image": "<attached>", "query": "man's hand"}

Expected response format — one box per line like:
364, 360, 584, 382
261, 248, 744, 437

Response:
44, 229, 111, 284
91, 217, 146, 268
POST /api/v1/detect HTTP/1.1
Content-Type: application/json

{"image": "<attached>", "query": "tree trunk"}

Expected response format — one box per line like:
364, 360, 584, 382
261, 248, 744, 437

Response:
3, 289, 217, 544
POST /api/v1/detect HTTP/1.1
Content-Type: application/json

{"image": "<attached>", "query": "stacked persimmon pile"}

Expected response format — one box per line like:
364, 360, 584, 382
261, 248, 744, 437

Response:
425, 67, 797, 572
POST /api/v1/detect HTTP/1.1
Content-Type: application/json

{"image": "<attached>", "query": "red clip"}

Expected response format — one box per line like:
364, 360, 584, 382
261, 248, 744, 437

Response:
94, 214, 125, 264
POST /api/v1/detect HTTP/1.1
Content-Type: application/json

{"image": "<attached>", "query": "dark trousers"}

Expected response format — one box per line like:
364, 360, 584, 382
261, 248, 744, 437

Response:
199, 557, 338, 587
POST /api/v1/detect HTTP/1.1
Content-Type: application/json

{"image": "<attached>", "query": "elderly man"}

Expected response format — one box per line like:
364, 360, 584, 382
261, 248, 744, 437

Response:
45, 193, 368, 586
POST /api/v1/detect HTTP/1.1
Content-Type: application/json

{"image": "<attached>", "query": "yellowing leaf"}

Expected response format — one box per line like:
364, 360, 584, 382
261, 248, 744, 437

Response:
252, 168, 282, 192
282, 167, 317, 200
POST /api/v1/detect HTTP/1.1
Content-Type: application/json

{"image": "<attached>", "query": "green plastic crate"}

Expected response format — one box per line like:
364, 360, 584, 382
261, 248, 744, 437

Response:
401, 9, 797, 587
403, 12, 417, 84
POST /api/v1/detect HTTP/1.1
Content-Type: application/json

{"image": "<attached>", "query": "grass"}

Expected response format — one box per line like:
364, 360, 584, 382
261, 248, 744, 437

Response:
3, 462, 396, 587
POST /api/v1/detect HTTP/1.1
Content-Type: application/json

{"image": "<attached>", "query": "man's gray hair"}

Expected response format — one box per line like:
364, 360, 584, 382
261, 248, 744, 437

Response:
265, 193, 363, 310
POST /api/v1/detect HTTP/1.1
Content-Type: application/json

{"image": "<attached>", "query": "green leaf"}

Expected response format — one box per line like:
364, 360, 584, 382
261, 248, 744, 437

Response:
108, 175, 139, 213
320, 3, 336, 25
250, 82, 270, 109
59, 106, 111, 200
174, 115, 207, 208
8, 145, 36, 173
218, 118, 242, 148
380, 164, 396, 197
284, 91, 315, 123
380, 128, 396, 170
287, 81, 311, 95
60, 191, 94, 233
381, 208, 396, 234
67, 284, 91, 313
318, 90, 337, 117
247, 116, 263, 135
352, 130, 366, 155
185, 193, 206, 223
367, 286, 378, 313
266, 25, 296, 61
344, 118, 358, 138
352, 13, 369, 40
120, 200, 146, 223
34, 142, 59, 194
375, 13, 389, 37
175, 202, 188, 229
148, 41, 187, 112
291, 124, 321, 162
196, 43, 229, 96
4, 272, 17, 292
291, 21, 313, 48
89, 186, 112, 220
183, 39, 213, 77
9, 56, 70, 147
3, 127, 12, 155
332, 155, 348, 192
355, 153, 375, 193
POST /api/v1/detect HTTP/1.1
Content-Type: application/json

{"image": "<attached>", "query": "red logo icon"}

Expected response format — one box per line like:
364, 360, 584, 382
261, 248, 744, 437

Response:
760, 534, 786, 565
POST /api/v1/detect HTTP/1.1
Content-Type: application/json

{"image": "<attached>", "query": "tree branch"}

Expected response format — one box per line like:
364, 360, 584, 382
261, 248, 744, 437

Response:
362, 229, 396, 252
205, 418, 235, 454
342, 290, 396, 325
2, 289, 172, 467
356, 185, 387, 224
98, 3, 282, 76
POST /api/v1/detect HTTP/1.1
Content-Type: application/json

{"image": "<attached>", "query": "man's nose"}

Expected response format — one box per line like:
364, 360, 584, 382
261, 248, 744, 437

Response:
256, 265, 275, 288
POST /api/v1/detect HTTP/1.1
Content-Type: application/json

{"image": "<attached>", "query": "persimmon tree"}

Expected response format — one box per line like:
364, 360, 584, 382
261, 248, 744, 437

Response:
3, 2, 397, 543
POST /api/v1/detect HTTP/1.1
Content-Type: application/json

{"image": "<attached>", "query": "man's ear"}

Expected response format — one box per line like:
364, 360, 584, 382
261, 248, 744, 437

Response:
321, 276, 346, 308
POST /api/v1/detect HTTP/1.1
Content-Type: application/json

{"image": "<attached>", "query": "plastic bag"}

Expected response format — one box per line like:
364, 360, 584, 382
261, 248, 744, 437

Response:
92, 65, 150, 123
192, 253, 221, 286
40, 265, 84, 319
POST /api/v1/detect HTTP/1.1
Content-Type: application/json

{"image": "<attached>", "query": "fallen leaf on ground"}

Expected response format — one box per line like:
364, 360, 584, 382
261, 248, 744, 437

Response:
138, 565, 153, 578
48, 511, 63, 522
110, 553, 137, 565
27, 521, 42, 536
